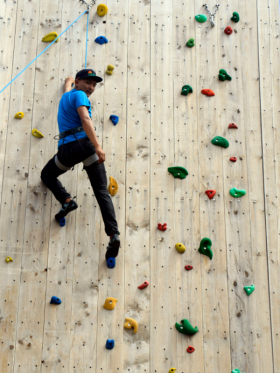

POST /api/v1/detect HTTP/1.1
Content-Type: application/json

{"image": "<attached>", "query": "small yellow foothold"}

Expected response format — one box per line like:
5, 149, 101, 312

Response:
103, 297, 118, 310
42, 31, 59, 43
14, 112, 24, 119
32, 128, 44, 138
97, 4, 108, 17
106, 64, 114, 75
175, 243, 186, 254
108, 177, 118, 197
5, 256, 13, 263
169, 369, 176, 373
124, 317, 138, 333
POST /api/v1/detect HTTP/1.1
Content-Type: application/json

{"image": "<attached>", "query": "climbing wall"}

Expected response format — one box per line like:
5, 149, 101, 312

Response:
0, 0, 279, 372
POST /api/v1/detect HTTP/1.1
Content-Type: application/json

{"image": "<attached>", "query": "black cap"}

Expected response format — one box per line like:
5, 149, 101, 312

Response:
75, 69, 103, 83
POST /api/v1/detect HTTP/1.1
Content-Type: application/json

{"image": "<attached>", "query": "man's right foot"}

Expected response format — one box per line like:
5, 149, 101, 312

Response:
55, 196, 78, 222
105, 232, 120, 260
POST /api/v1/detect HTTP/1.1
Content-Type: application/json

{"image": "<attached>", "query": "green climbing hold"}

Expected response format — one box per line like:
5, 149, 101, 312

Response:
198, 237, 213, 260
195, 14, 207, 23
168, 167, 188, 179
229, 188, 246, 198
244, 285, 255, 296
186, 38, 195, 48
211, 136, 229, 148
175, 319, 198, 335
218, 69, 232, 81
181, 85, 193, 96
231, 12, 240, 23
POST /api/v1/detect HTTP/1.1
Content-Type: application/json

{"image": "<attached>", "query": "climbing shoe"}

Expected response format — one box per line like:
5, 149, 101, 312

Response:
55, 196, 78, 222
105, 231, 120, 260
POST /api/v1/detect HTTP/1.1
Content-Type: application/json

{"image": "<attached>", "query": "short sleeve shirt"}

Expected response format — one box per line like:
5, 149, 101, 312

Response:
57, 88, 91, 148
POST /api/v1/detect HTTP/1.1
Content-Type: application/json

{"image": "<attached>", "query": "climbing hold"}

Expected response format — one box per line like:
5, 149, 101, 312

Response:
175, 319, 198, 335
58, 217, 66, 227
195, 14, 207, 23
158, 223, 167, 231
103, 297, 118, 310
110, 115, 119, 125
198, 237, 213, 260
97, 4, 108, 17
181, 85, 193, 96
224, 26, 233, 35
187, 346, 195, 353
244, 285, 255, 296
32, 128, 44, 138
169, 369, 176, 373
228, 122, 238, 129
124, 317, 138, 333
211, 136, 229, 148
205, 190, 216, 199
175, 243, 186, 254
50, 296, 61, 305
168, 166, 188, 179
231, 12, 240, 23
42, 31, 59, 43
106, 64, 114, 75
5, 256, 13, 263
105, 339, 115, 349
95, 36, 108, 45
232, 370, 244, 373
108, 177, 118, 197
14, 112, 24, 119
186, 38, 195, 48
218, 69, 232, 81
107, 257, 116, 269
201, 89, 215, 97
229, 188, 246, 198
230, 157, 237, 162
138, 281, 149, 290
185, 265, 193, 271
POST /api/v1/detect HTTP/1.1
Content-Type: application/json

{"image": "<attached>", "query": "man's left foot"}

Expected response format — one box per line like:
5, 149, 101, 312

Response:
55, 196, 78, 222
105, 231, 120, 260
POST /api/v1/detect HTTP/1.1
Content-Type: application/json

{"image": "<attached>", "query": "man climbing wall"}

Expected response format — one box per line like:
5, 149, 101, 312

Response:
41, 69, 120, 260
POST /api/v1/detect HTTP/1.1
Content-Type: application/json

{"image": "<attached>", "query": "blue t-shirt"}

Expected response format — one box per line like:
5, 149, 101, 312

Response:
57, 88, 92, 148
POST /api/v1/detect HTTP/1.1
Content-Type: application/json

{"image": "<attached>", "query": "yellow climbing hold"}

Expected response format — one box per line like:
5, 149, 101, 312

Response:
42, 31, 59, 43
175, 243, 186, 254
32, 128, 44, 138
169, 369, 176, 373
97, 4, 108, 17
5, 256, 13, 263
124, 317, 138, 333
108, 177, 118, 196
14, 112, 24, 119
103, 297, 118, 310
106, 64, 114, 75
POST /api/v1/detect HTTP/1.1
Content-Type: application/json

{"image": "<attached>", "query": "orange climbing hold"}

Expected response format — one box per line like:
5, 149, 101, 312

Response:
228, 122, 238, 129
224, 26, 233, 35
230, 157, 237, 162
201, 89, 215, 97
205, 190, 216, 199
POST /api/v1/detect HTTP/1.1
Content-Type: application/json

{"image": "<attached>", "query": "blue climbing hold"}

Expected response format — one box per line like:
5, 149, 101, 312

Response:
50, 296, 61, 305
95, 36, 108, 45
110, 115, 119, 125
107, 257, 116, 269
106, 339, 115, 349
59, 217, 66, 227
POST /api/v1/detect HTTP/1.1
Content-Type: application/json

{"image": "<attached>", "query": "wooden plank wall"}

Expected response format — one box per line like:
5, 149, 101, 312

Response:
0, 0, 279, 372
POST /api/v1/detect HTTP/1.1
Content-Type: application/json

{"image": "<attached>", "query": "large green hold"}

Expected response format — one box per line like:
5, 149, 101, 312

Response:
244, 285, 255, 296
168, 166, 188, 179
211, 136, 229, 148
175, 319, 198, 335
186, 38, 195, 48
231, 12, 240, 23
229, 188, 246, 198
195, 14, 207, 23
198, 237, 213, 260
218, 69, 232, 81
181, 85, 193, 96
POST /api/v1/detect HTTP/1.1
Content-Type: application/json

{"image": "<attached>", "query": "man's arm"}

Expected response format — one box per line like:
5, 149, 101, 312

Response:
63, 77, 75, 93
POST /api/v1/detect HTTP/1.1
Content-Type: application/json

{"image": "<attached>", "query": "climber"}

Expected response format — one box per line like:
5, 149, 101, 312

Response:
40, 68, 120, 260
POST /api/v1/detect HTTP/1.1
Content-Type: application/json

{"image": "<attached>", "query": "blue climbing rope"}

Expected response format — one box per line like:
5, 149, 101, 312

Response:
0, 4, 93, 94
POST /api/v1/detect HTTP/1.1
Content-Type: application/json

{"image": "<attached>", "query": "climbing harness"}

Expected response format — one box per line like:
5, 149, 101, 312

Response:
202, 4, 220, 27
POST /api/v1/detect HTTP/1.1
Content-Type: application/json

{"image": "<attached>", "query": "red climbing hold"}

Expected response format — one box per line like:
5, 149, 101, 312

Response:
228, 122, 238, 129
230, 157, 237, 162
187, 346, 195, 353
224, 26, 233, 35
205, 190, 216, 199
158, 223, 167, 231
138, 281, 149, 289
185, 265, 193, 271
201, 89, 215, 97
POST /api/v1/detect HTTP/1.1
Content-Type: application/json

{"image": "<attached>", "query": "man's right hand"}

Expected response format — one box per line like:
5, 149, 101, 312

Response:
95, 146, 105, 164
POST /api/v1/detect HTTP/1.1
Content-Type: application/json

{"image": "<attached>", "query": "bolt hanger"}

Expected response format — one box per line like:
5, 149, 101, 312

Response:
203, 4, 220, 27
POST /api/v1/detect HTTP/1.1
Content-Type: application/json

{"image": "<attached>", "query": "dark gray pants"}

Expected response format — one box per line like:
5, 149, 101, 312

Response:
41, 138, 119, 237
